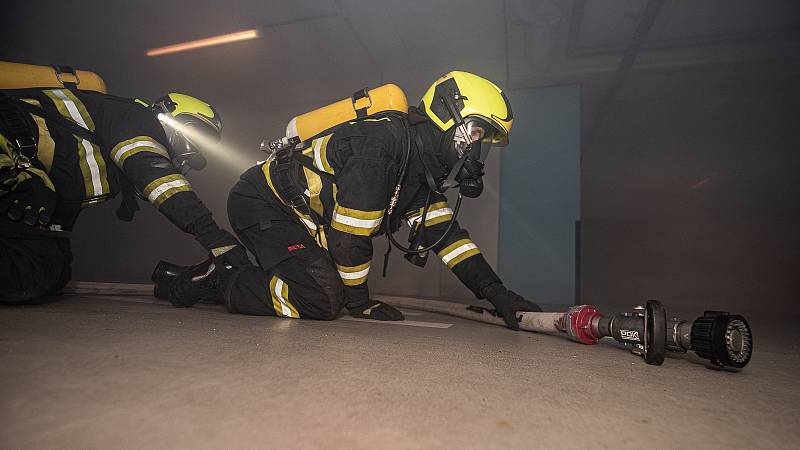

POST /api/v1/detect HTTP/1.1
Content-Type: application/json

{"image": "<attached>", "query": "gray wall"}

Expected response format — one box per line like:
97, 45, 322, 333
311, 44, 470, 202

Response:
499, 85, 581, 308
581, 59, 800, 316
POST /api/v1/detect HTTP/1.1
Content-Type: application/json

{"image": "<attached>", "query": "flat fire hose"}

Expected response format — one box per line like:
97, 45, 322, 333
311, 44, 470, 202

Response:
373, 294, 563, 334
63, 283, 752, 369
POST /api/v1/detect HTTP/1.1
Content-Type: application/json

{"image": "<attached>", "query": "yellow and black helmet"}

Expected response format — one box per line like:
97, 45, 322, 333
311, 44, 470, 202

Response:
419, 71, 513, 146
151, 93, 222, 170
153, 92, 222, 138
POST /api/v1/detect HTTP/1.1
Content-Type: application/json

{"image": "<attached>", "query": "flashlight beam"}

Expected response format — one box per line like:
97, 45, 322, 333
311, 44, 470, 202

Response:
146, 29, 261, 57
159, 114, 254, 172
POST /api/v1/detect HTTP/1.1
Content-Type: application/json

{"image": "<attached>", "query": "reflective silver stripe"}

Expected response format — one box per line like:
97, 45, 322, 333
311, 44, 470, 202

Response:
424, 206, 453, 221
286, 117, 298, 139
333, 213, 382, 229
441, 243, 479, 265
112, 140, 169, 165
313, 138, 325, 172
147, 179, 190, 203
338, 266, 370, 280
274, 278, 292, 317
409, 206, 453, 226
51, 89, 103, 196
300, 216, 317, 230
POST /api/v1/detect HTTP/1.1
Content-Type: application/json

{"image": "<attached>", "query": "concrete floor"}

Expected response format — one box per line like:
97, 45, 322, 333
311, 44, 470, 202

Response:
1, 291, 798, 449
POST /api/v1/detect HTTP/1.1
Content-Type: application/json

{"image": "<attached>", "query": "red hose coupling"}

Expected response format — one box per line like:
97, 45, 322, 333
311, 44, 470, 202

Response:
560, 305, 604, 345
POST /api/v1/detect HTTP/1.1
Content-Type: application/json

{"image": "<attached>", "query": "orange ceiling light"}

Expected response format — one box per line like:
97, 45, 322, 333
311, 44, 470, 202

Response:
146, 29, 260, 57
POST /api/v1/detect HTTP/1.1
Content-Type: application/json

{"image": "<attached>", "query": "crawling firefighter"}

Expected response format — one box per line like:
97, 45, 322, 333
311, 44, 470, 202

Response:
154, 71, 541, 329
0, 62, 248, 304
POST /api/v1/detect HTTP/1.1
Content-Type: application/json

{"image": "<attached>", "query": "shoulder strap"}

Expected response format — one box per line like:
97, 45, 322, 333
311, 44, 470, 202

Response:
4, 91, 141, 222
5, 91, 103, 147
0, 92, 39, 159
293, 152, 336, 184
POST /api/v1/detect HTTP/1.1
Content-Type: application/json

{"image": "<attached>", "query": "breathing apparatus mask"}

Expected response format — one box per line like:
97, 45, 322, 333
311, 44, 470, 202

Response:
441, 117, 502, 198
151, 93, 222, 173
419, 72, 512, 200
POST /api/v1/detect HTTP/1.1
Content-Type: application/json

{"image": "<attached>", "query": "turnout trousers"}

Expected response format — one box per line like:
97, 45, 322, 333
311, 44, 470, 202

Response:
224, 165, 344, 320
0, 218, 72, 304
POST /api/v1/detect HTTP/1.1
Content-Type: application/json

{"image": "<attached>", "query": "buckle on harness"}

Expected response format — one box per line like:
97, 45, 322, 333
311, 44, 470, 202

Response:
52, 65, 81, 88
14, 136, 37, 160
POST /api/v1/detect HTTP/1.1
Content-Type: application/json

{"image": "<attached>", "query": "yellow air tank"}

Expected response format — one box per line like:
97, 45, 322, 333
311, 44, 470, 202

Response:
0, 61, 108, 93
287, 84, 407, 142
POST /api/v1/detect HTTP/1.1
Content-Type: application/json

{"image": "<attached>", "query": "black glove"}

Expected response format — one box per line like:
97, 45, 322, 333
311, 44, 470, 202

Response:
191, 213, 250, 268
211, 243, 251, 269
0, 155, 57, 226
482, 283, 542, 330
348, 300, 405, 321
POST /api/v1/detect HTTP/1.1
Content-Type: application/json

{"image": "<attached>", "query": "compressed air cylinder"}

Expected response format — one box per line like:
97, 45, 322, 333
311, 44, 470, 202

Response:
0, 61, 108, 93
286, 83, 408, 142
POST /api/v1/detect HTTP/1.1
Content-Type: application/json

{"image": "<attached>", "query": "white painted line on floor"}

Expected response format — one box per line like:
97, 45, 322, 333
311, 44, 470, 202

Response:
70, 294, 449, 324
340, 317, 453, 329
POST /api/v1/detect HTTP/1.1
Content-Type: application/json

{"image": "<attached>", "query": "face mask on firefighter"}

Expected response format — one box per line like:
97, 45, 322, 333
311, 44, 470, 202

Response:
163, 120, 212, 172
152, 94, 221, 173
447, 118, 497, 198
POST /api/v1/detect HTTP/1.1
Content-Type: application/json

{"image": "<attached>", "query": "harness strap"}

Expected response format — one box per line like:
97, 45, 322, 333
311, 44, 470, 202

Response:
273, 149, 311, 214
0, 93, 38, 160
3, 91, 144, 221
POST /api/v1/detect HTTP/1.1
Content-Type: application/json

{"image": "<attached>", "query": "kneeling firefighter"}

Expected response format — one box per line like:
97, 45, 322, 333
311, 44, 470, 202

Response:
0, 62, 248, 304
155, 71, 541, 329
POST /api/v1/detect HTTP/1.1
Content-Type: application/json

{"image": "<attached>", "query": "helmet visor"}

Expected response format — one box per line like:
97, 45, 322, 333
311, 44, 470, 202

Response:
454, 117, 504, 160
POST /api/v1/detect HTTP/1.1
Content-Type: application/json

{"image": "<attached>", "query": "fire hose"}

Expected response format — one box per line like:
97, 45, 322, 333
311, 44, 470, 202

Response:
374, 295, 753, 369
64, 282, 753, 369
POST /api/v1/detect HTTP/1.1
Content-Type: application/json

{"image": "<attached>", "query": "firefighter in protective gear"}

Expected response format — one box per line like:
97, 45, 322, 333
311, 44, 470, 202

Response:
157, 71, 541, 329
0, 87, 248, 304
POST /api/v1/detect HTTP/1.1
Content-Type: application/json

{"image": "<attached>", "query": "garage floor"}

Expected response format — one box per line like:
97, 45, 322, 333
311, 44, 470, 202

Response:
1, 288, 798, 449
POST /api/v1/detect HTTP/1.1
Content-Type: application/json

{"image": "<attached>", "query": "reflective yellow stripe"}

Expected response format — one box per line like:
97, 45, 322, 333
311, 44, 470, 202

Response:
331, 204, 384, 236
44, 89, 95, 131
407, 201, 453, 227
26, 167, 55, 191
306, 133, 334, 174
61, 89, 96, 131
44, 89, 108, 198
262, 163, 282, 201
262, 163, 327, 248
437, 238, 481, 268
302, 166, 324, 216
143, 174, 192, 207
336, 261, 371, 286
111, 136, 170, 167
269, 276, 299, 318
21, 99, 56, 172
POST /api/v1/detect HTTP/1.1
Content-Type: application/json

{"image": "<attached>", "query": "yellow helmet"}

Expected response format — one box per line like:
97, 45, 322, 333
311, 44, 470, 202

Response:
153, 93, 222, 136
419, 71, 513, 146
152, 93, 222, 170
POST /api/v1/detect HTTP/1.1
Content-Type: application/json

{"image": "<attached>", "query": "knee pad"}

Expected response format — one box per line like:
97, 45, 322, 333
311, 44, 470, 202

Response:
302, 253, 345, 320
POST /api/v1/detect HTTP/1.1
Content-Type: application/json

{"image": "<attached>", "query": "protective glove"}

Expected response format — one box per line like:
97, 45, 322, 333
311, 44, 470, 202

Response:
348, 300, 405, 321
0, 155, 57, 226
192, 213, 251, 268
210, 243, 251, 269
482, 283, 542, 330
